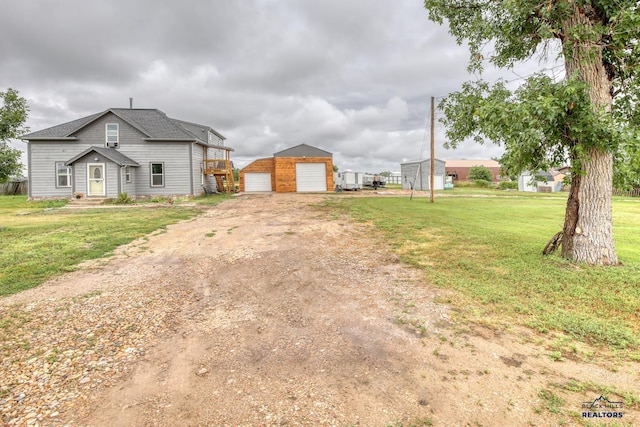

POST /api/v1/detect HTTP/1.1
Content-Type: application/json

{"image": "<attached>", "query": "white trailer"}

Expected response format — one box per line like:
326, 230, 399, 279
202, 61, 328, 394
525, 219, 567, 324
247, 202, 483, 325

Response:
334, 170, 362, 191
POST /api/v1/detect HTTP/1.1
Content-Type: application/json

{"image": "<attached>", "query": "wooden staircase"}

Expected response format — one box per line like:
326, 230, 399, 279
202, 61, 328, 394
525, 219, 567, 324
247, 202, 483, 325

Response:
203, 155, 236, 194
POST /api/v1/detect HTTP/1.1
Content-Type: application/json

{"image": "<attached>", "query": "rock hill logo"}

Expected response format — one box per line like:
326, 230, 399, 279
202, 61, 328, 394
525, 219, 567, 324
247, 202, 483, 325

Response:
581, 395, 624, 419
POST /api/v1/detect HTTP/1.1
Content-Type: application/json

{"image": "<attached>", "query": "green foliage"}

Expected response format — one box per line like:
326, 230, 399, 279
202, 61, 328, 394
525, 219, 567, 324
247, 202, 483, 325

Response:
538, 389, 564, 414
472, 179, 491, 188
439, 75, 623, 177
114, 192, 134, 204
424, 1, 640, 178
331, 194, 640, 354
0, 88, 29, 183
498, 181, 518, 190
468, 165, 493, 182
0, 142, 22, 183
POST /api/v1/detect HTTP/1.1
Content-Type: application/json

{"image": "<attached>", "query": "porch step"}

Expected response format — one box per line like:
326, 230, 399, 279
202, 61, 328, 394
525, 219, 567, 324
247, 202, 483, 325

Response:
68, 197, 108, 206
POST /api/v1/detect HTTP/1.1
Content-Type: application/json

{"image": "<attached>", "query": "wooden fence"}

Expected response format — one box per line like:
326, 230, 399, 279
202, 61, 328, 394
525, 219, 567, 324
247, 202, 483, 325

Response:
0, 180, 28, 195
613, 188, 640, 197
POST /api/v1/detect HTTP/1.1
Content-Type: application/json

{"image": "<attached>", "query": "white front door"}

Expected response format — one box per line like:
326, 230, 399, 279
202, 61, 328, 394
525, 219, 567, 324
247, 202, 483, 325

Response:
87, 163, 106, 196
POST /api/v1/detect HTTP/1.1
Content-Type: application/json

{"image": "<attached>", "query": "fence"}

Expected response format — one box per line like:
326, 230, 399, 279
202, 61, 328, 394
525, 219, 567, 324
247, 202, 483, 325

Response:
0, 180, 28, 195
613, 188, 640, 197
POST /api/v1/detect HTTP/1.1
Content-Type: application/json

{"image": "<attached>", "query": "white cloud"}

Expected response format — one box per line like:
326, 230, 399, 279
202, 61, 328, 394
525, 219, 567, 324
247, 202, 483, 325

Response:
0, 0, 555, 174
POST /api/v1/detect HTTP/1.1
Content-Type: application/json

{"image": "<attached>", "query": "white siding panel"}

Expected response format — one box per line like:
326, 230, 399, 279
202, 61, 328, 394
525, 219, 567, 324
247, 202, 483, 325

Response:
295, 163, 326, 192
244, 173, 272, 192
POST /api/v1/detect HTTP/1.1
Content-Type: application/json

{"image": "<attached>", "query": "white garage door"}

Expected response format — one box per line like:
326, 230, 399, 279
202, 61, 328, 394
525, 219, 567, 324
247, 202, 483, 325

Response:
244, 172, 272, 192
295, 163, 327, 192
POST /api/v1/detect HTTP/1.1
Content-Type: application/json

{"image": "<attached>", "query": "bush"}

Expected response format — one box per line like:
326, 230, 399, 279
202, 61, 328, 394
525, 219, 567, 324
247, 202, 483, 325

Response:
498, 181, 518, 190
468, 165, 494, 182
114, 192, 134, 204
473, 179, 491, 188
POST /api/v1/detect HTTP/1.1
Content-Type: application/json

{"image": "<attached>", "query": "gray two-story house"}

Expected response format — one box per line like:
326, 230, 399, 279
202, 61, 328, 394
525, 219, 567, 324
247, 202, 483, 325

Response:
22, 108, 234, 200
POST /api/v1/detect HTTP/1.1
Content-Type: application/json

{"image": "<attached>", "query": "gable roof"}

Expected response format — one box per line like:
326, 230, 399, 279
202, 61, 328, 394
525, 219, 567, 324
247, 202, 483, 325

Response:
400, 158, 445, 165
22, 108, 229, 148
65, 147, 140, 167
274, 143, 332, 158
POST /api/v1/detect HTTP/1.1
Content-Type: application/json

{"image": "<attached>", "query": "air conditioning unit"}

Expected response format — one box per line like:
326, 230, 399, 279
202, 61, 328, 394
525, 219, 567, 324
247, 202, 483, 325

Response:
106, 142, 119, 148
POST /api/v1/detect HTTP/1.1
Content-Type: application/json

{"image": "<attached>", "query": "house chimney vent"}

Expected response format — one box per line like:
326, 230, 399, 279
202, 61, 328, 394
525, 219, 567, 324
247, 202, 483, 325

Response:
129, 98, 133, 109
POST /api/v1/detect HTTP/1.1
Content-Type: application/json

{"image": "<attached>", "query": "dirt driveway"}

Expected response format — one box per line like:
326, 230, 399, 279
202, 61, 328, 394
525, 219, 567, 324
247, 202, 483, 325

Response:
1, 193, 638, 426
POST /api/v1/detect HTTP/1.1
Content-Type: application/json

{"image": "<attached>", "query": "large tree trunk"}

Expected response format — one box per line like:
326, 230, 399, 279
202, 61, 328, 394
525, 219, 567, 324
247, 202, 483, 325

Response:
572, 148, 618, 264
560, 2, 619, 265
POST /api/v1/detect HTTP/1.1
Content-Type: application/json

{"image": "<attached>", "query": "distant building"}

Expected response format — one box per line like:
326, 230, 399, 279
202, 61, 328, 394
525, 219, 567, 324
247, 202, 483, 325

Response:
445, 159, 501, 182
518, 170, 556, 192
400, 159, 446, 190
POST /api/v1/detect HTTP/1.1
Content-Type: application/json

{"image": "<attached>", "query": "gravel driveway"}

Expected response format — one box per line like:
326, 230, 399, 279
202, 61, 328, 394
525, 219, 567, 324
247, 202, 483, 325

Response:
1, 193, 638, 426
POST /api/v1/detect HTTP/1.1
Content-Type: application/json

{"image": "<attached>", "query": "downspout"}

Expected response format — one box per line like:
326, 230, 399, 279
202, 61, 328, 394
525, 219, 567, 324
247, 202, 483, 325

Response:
119, 165, 124, 195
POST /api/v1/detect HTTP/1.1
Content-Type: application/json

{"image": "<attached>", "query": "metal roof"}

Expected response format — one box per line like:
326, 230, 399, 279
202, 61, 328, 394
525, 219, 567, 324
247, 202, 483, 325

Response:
65, 147, 141, 167
274, 143, 332, 158
22, 108, 226, 147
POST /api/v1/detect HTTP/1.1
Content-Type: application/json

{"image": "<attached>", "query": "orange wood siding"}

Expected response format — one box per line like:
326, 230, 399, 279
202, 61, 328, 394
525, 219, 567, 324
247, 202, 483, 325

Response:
275, 157, 333, 192
241, 156, 333, 192
239, 158, 275, 192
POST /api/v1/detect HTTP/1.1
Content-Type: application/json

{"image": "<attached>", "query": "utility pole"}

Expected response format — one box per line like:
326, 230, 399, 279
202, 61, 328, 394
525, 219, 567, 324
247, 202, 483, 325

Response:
430, 96, 435, 203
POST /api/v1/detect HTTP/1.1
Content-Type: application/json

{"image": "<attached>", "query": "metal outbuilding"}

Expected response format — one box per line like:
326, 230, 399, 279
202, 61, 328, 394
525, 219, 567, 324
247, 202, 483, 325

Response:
400, 158, 446, 190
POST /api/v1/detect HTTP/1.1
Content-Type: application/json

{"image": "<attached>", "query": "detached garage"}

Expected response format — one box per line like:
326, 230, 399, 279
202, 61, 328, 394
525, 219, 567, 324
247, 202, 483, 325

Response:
240, 144, 334, 193
244, 172, 272, 192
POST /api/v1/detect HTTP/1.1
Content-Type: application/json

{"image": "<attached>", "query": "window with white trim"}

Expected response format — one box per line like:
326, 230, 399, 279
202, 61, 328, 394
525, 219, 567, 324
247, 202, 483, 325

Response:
150, 163, 164, 187
56, 162, 72, 187
106, 123, 119, 148
125, 166, 132, 183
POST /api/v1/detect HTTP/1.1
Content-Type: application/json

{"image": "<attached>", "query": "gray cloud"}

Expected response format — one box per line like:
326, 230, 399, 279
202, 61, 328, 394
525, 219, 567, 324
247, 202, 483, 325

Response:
1, 0, 559, 173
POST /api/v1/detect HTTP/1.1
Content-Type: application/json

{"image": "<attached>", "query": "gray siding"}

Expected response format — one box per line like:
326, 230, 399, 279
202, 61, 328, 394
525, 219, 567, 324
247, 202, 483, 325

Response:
121, 166, 136, 195
126, 142, 193, 196
29, 141, 79, 198
192, 143, 204, 195
28, 111, 208, 199
401, 160, 446, 190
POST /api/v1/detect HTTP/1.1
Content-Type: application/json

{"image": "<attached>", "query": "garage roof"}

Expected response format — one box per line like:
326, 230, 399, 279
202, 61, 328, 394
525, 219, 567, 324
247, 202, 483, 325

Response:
274, 143, 332, 158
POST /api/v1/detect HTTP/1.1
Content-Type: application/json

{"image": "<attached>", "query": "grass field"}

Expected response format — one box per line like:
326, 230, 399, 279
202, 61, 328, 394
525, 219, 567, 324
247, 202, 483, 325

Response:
329, 191, 640, 360
0, 195, 227, 296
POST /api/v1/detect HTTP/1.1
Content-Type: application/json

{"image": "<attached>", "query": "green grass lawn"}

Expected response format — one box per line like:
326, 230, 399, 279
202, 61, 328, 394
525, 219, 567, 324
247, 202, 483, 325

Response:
0, 195, 227, 297
328, 191, 640, 359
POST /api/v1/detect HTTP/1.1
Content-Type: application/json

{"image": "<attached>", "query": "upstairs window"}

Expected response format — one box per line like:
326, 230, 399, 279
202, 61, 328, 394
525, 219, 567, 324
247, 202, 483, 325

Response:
56, 162, 72, 187
150, 163, 164, 187
106, 123, 119, 148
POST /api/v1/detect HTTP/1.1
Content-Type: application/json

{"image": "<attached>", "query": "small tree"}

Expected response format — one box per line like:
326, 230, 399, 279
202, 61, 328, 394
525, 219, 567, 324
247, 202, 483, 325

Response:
0, 88, 29, 183
468, 165, 493, 182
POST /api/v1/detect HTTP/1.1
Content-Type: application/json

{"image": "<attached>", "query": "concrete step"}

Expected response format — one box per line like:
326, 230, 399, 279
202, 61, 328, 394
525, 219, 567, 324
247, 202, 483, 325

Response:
68, 197, 108, 206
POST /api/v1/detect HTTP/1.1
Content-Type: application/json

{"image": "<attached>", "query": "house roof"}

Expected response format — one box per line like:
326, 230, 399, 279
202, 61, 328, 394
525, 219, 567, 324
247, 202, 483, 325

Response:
22, 108, 230, 149
444, 159, 500, 168
65, 147, 141, 167
274, 143, 332, 158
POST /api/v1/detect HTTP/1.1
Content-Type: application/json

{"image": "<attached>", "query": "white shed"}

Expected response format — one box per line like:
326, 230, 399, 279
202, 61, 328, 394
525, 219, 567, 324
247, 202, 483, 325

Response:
518, 171, 556, 192
400, 159, 446, 190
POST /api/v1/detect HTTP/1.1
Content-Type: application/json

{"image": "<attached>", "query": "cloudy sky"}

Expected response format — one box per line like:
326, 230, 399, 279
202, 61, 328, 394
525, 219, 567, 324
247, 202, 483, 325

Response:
1, 0, 562, 172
